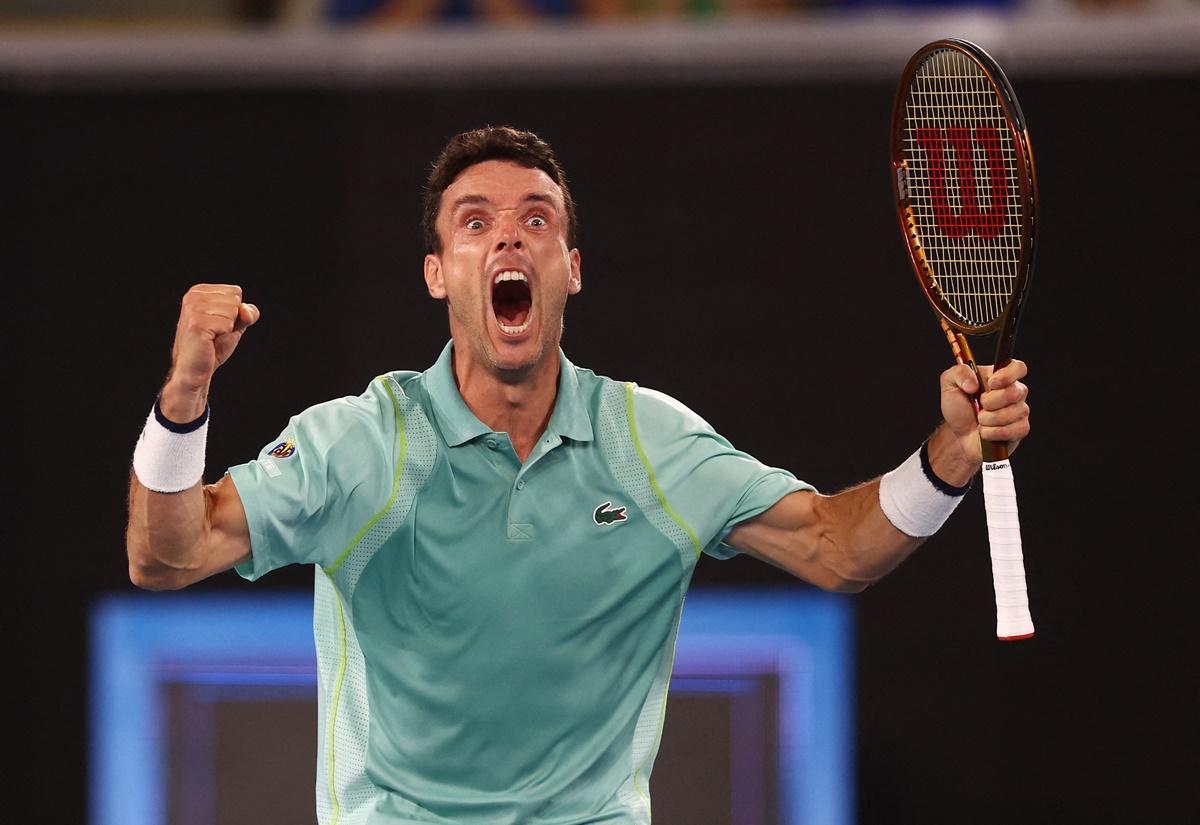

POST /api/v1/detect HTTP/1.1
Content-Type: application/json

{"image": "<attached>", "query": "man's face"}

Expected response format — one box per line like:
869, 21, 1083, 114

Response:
424, 160, 581, 381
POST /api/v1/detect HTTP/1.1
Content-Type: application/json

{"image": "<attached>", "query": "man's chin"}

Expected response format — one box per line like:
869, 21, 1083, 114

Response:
489, 352, 540, 384
487, 336, 551, 383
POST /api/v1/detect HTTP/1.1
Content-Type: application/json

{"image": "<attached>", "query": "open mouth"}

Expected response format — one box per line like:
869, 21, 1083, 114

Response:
492, 270, 532, 335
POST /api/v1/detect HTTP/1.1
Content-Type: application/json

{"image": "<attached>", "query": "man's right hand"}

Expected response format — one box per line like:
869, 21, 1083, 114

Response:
161, 284, 259, 422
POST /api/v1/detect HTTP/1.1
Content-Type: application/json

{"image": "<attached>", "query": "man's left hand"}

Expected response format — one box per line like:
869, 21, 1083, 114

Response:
941, 359, 1031, 468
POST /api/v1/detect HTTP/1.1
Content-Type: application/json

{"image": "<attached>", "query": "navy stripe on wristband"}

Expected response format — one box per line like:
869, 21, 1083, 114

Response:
153, 397, 210, 434
919, 439, 973, 497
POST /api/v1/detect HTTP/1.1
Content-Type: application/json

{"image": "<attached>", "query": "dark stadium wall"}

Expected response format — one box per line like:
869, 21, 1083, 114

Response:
8, 75, 1196, 823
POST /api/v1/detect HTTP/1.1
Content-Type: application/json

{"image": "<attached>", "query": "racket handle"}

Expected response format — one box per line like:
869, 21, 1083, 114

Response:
981, 458, 1034, 640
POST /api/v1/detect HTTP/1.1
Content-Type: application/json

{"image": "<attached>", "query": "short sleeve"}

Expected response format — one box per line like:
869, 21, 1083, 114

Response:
227, 380, 399, 581
632, 387, 815, 559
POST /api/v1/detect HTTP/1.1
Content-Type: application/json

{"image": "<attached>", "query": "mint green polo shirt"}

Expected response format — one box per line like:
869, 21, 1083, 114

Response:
229, 341, 813, 825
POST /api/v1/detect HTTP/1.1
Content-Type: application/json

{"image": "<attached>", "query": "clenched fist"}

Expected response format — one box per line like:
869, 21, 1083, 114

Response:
940, 360, 1030, 463
160, 284, 259, 422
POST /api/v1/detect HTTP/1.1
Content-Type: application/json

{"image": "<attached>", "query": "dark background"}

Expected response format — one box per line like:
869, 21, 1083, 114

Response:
7, 69, 1198, 823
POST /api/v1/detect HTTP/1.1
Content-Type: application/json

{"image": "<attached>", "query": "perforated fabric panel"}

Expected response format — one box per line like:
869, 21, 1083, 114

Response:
594, 381, 697, 818
330, 378, 438, 595
615, 598, 686, 821
313, 377, 439, 825
314, 572, 377, 825
313, 573, 336, 823
596, 382, 698, 580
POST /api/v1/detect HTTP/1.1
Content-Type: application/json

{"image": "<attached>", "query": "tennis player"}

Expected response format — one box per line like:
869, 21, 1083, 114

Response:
127, 126, 1030, 825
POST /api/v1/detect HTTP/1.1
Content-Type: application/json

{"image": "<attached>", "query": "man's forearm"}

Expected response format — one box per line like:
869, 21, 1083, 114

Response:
816, 424, 979, 588
813, 480, 927, 590
126, 474, 209, 590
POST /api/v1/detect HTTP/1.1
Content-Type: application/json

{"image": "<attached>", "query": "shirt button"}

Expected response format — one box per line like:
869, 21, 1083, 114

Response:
486, 439, 498, 450
515, 480, 526, 491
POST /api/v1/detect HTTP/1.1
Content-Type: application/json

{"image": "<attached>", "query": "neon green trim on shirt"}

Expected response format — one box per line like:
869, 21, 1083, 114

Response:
325, 583, 349, 825
624, 381, 698, 807
624, 382, 703, 559
321, 376, 406, 822
325, 376, 407, 576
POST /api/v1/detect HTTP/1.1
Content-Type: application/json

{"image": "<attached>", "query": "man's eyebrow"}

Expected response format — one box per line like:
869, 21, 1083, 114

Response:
521, 193, 558, 208
450, 192, 560, 211
450, 194, 492, 211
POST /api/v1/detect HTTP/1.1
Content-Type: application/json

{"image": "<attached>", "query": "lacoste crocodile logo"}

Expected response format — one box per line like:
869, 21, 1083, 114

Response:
593, 501, 628, 526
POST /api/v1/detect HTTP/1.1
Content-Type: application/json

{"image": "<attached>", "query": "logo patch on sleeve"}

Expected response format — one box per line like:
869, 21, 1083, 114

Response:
268, 439, 297, 459
593, 501, 628, 526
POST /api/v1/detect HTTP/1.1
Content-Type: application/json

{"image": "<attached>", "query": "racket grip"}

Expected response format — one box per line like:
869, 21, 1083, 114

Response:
981, 458, 1034, 640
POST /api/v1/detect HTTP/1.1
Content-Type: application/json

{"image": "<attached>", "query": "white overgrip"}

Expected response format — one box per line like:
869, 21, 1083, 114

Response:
981, 458, 1034, 639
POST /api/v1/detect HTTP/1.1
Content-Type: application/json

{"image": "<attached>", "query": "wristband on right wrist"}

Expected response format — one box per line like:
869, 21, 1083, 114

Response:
132, 397, 210, 493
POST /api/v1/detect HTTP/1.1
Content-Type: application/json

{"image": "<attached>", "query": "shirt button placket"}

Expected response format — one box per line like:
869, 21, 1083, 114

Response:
508, 475, 534, 540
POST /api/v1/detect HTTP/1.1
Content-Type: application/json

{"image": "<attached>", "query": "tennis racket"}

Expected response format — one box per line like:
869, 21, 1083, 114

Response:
890, 39, 1037, 641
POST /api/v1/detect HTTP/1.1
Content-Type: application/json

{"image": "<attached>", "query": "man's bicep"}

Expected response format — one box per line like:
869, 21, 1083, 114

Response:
724, 489, 819, 556
724, 490, 851, 590
629, 386, 815, 555
203, 474, 253, 576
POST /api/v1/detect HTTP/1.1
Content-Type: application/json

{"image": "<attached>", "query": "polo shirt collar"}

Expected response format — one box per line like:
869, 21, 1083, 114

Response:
425, 340, 594, 447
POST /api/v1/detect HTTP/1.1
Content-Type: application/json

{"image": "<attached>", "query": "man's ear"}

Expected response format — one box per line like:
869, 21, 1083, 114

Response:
568, 248, 582, 295
424, 254, 446, 299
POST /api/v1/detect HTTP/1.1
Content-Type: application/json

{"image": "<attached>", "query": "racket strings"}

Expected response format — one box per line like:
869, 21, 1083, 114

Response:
902, 48, 1025, 327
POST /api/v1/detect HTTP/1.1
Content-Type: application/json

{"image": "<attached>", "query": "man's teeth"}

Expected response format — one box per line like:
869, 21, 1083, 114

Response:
499, 318, 532, 334
493, 271, 530, 333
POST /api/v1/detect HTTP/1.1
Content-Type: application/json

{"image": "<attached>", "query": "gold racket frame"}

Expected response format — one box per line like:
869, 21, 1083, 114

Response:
890, 38, 1039, 368
890, 39, 1039, 462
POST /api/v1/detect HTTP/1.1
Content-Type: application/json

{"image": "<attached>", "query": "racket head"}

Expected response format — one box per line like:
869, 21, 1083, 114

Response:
891, 39, 1038, 344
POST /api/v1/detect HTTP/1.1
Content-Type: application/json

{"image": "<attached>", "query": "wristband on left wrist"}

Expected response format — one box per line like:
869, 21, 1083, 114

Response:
878, 440, 970, 538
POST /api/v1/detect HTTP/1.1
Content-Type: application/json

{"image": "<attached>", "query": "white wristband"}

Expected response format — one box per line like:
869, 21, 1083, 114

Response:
878, 442, 971, 538
132, 400, 209, 493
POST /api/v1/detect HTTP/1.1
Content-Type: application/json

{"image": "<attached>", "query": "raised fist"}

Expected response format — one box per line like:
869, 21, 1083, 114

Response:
161, 284, 259, 421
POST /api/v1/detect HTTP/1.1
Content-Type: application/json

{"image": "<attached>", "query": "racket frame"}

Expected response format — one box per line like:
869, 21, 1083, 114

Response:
890, 37, 1039, 464
890, 39, 1040, 641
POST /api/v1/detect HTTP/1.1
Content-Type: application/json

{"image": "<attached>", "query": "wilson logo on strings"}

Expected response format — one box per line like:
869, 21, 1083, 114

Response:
915, 126, 1009, 240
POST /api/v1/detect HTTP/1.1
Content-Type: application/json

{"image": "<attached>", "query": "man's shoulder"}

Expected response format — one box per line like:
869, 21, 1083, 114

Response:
629, 384, 701, 419
630, 386, 719, 448
567, 362, 714, 437
379, 369, 424, 389
294, 373, 422, 434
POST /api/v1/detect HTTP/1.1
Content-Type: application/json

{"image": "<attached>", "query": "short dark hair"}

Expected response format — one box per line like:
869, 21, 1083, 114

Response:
422, 126, 577, 254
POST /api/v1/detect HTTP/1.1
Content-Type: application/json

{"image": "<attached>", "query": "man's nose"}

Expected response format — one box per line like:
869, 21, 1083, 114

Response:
495, 215, 523, 251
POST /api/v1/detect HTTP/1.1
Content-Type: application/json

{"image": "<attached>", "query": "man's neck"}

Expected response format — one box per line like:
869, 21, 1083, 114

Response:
452, 346, 559, 462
